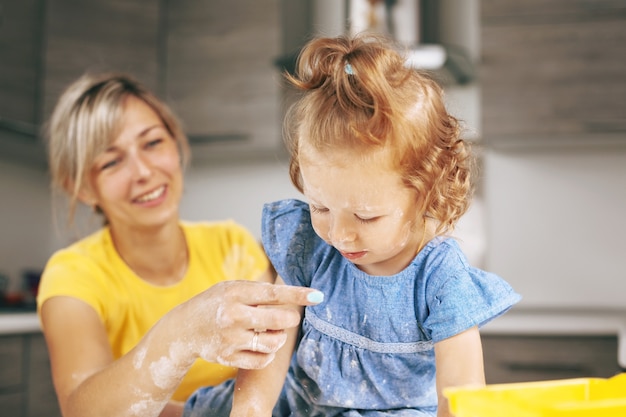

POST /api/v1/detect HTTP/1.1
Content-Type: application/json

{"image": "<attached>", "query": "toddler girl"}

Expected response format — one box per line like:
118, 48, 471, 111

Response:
185, 33, 521, 417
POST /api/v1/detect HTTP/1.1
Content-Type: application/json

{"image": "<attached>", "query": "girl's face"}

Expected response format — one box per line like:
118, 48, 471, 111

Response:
299, 144, 423, 276
80, 96, 183, 231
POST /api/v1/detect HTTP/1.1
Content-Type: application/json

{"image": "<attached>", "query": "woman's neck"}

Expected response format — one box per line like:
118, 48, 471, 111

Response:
109, 220, 189, 286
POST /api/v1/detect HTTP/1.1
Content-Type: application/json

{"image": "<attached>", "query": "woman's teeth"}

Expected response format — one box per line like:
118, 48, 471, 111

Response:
135, 186, 165, 203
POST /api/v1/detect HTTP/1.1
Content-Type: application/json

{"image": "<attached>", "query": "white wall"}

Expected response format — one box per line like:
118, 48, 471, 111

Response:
180, 158, 302, 239
0, 161, 54, 292
484, 145, 626, 310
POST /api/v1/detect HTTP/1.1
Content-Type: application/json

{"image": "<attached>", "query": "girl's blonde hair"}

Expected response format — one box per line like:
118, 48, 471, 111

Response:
45, 72, 190, 224
284, 34, 474, 234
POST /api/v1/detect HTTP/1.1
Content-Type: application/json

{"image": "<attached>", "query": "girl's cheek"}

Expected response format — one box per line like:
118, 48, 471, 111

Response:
394, 221, 413, 249
311, 217, 330, 242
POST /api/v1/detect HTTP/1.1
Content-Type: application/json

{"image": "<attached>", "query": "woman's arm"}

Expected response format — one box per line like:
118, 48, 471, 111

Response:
41, 280, 322, 417
229, 276, 301, 417
42, 296, 186, 417
434, 326, 486, 417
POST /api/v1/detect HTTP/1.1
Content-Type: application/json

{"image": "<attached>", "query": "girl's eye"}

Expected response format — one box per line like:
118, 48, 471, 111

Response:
310, 205, 328, 214
356, 215, 377, 224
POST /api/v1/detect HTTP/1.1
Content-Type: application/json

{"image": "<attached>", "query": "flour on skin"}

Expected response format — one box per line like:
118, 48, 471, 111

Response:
127, 386, 167, 417
149, 341, 191, 389
133, 346, 147, 369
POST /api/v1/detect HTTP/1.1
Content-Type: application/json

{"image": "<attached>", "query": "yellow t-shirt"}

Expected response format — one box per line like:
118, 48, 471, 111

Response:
37, 220, 269, 401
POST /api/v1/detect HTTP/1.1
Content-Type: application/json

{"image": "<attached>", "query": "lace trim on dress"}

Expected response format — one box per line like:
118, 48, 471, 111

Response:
305, 309, 433, 354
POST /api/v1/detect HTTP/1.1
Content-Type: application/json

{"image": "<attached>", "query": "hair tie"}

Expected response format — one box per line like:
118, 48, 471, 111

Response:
344, 63, 354, 75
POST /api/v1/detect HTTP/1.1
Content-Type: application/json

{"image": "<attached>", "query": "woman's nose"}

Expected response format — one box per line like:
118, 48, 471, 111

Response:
128, 153, 152, 179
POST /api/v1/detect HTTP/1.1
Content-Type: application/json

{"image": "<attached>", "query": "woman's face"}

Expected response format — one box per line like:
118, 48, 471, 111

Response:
80, 96, 184, 231
299, 144, 423, 276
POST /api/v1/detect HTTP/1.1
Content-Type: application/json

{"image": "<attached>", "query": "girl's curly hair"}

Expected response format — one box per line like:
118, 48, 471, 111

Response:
283, 33, 475, 234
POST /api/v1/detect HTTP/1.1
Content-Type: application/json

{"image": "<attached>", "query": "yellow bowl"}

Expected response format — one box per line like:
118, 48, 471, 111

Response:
444, 373, 626, 417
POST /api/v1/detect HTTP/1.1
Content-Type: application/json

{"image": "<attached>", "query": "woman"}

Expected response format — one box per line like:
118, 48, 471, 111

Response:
37, 72, 323, 417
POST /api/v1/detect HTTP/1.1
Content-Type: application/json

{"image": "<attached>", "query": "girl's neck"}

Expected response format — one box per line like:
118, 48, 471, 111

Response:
109, 220, 189, 286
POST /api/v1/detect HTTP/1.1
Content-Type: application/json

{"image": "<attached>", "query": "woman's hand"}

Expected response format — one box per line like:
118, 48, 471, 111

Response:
41, 281, 322, 417
174, 281, 323, 369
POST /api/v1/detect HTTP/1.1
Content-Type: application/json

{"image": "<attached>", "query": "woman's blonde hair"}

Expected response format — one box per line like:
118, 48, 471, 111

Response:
284, 34, 474, 234
45, 72, 190, 224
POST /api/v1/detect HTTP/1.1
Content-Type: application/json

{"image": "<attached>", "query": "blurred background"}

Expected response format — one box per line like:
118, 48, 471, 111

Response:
0, 1, 625, 415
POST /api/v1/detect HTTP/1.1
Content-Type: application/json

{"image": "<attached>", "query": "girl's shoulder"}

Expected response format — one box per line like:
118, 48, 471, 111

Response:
263, 198, 310, 221
416, 236, 469, 272
262, 198, 317, 245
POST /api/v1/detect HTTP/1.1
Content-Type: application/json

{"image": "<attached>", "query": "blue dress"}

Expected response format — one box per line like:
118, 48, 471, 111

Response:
184, 199, 521, 417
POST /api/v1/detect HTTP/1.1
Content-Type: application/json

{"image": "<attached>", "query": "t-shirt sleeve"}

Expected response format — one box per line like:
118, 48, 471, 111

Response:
261, 199, 317, 287
421, 243, 522, 342
37, 250, 109, 324
219, 221, 270, 282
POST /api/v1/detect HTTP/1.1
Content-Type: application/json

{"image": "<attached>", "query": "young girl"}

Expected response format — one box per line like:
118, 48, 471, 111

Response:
184, 34, 521, 417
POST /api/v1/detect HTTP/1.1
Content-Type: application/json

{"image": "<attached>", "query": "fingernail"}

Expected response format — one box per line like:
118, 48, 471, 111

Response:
307, 291, 324, 303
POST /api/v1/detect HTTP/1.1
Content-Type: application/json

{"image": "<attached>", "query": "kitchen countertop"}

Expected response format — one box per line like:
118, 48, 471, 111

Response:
2, 308, 625, 367
0, 311, 41, 335
482, 307, 626, 368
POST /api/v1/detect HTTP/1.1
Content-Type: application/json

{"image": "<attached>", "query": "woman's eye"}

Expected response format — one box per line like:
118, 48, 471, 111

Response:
145, 138, 163, 148
100, 159, 119, 170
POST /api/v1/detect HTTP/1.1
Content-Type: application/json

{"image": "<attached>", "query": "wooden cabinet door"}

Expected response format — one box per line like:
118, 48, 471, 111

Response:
0, 0, 44, 127
26, 334, 61, 417
42, 0, 161, 121
0, 335, 25, 416
481, 0, 626, 142
164, 0, 283, 159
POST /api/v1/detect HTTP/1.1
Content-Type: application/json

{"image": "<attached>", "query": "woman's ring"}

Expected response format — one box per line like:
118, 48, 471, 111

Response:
251, 332, 259, 352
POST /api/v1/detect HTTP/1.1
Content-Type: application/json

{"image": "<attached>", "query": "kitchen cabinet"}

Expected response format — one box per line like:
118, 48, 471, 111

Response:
482, 334, 622, 384
163, 0, 282, 160
0, 0, 46, 165
0, 333, 60, 417
0, 0, 284, 166
0, 0, 44, 127
42, 0, 161, 121
0, 335, 24, 415
481, 0, 626, 145
0, 0, 161, 166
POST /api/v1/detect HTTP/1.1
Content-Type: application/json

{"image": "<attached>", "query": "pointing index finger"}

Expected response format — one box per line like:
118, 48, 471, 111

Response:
246, 282, 324, 307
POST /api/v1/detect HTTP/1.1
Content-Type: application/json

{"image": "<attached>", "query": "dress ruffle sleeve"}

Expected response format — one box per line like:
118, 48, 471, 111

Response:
418, 239, 522, 342
262, 199, 320, 287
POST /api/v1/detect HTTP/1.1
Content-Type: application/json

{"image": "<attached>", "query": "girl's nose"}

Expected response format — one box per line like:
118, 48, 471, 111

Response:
328, 217, 356, 244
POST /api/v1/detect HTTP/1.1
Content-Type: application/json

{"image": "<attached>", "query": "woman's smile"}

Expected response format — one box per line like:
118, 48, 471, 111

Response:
133, 185, 167, 205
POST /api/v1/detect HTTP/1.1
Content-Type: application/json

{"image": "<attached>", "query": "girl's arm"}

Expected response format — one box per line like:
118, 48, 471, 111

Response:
433, 326, 486, 417
229, 276, 301, 417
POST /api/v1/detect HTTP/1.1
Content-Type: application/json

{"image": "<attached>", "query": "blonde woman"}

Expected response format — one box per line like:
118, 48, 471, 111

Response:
38, 73, 323, 417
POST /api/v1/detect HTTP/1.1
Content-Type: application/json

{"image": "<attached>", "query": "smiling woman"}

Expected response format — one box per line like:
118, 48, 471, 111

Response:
36, 72, 324, 417
79, 96, 185, 237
